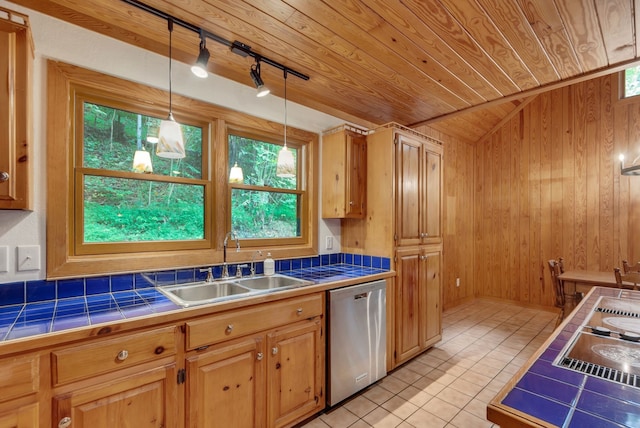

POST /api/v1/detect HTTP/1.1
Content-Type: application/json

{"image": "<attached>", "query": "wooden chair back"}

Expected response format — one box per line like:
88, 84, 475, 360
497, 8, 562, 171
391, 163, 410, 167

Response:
623, 260, 640, 274
548, 260, 565, 308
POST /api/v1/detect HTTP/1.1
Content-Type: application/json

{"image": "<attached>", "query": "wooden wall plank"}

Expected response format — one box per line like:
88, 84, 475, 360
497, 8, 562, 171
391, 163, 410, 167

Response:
472, 72, 640, 306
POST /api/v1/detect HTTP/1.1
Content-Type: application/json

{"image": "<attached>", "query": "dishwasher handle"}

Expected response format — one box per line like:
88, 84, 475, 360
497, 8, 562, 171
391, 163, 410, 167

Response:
354, 292, 369, 300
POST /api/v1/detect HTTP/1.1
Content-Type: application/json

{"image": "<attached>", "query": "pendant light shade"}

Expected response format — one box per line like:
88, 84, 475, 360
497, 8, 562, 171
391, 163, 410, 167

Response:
146, 124, 159, 144
157, 113, 186, 159
157, 19, 185, 159
132, 149, 153, 173
229, 162, 244, 183
276, 71, 295, 178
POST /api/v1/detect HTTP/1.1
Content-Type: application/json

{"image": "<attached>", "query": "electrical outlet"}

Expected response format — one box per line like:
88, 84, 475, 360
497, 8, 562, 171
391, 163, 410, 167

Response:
325, 236, 333, 250
456, 278, 460, 287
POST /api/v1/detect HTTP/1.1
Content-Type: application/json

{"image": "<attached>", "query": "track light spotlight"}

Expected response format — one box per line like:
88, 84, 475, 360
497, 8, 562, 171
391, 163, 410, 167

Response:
249, 61, 270, 97
191, 33, 210, 78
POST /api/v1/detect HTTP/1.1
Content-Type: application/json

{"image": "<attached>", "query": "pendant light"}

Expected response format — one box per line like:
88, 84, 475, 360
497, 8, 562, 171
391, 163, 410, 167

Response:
229, 162, 244, 183
132, 149, 153, 173
157, 19, 186, 159
276, 71, 295, 178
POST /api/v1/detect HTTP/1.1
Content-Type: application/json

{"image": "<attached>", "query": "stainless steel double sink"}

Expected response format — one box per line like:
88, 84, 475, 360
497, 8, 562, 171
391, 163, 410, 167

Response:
158, 274, 313, 307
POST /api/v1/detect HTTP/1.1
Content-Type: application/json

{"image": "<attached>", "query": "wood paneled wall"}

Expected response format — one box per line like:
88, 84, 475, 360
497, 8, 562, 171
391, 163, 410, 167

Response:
413, 125, 476, 310
473, 73, 640, 306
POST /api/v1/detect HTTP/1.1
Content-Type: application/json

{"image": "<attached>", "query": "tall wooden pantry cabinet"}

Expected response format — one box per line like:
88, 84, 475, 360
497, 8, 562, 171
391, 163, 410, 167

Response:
340, 123, 443, 369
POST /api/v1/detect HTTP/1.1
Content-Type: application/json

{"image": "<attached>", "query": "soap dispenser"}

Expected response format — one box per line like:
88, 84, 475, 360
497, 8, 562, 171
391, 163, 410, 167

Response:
264, 252, 275, 276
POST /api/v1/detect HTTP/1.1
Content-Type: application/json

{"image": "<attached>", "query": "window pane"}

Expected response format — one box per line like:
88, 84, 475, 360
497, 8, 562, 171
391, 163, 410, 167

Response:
228, 134, 297, 190
83, 102, 203, 179
231, 189, 300, 238
625, 66, 640, 98
83, 175, 204, 243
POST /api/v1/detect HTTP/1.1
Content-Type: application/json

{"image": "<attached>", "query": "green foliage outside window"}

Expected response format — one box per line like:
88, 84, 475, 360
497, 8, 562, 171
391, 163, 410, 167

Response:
82, 102, 205, 243
228, 134, 301, 239
624, 65, 640, 98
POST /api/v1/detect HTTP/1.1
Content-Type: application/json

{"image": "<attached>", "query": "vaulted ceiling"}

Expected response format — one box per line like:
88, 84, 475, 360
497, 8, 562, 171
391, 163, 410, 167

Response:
9, 0, 640, 143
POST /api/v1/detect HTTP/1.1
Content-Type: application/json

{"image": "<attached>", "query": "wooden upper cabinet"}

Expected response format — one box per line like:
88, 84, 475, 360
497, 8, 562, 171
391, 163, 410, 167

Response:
395, 134, 443, 246
321, 125, 367, 219
0, 7, 32, 210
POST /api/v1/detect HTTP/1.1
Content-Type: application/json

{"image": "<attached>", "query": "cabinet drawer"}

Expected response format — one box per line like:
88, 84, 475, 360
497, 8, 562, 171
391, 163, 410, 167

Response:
51, 325, 177, 386
186, 294, 323, 350
0, 353, 39, 402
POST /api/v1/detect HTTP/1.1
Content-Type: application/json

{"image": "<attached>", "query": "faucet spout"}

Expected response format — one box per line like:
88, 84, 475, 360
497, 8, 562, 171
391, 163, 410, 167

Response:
222, 231, 240, 278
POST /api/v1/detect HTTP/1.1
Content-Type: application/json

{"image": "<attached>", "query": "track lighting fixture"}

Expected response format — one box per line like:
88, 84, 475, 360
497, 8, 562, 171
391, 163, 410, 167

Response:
191, 31, 210, 78
249, 60, 270, 97
619, 153, 640, 175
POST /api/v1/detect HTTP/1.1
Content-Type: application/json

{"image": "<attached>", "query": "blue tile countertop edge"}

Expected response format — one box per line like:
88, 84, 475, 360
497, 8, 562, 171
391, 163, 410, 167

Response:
0, 253, 391, 343
495, 286, 640, 428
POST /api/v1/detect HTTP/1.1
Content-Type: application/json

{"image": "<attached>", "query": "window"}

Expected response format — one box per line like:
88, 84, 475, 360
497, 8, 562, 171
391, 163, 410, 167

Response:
228, 130, 307, 246
46, 62, 318, 279
78, 99, 208, 254
623, 65, 640, 98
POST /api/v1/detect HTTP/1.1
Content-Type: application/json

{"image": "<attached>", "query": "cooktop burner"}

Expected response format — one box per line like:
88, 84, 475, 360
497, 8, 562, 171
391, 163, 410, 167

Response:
555, 297, 640, 388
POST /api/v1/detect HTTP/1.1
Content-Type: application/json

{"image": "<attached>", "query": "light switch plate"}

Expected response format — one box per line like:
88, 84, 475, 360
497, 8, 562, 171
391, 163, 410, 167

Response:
325, 236, 333, 250
0, 246, 8, 272
17, 245, 40, 271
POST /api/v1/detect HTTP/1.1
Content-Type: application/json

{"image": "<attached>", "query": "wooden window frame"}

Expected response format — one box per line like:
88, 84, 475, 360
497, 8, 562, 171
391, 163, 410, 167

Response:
46, 61, 318, 279
227, 127, 309, 248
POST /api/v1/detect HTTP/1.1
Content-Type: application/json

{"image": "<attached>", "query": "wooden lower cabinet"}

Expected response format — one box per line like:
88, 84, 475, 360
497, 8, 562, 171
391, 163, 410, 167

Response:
267, 319, 324, 428
52, 364, 177, 428
186, 336, 265, 428
185, 318, 324, 428
395, 246, 442, 366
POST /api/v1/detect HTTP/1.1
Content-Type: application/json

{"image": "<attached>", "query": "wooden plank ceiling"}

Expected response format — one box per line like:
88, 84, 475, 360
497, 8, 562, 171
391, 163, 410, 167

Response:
10, 0, 640, 143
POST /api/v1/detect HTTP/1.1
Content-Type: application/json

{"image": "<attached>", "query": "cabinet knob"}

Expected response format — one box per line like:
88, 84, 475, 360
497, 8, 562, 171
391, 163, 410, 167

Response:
257, 352, 263, 361
296, 308, 303, 315
0, 172, 8, 183
420, 255, 427, 261
349, 201, 354, 206
58, 416, 72, 428
225, 324, 233, 334
272, 347, 278, 355
116, 350, 129, 361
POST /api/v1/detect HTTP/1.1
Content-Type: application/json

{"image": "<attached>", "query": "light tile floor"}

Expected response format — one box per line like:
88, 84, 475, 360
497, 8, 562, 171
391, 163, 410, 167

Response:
301, 298, 558, 428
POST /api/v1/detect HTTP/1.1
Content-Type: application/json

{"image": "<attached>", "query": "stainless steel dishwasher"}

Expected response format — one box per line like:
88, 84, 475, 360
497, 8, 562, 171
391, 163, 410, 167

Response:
327, 280, 386, 405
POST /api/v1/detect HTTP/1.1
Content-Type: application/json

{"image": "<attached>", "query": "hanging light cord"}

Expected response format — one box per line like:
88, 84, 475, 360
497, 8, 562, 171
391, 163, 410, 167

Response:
284, 71, 288, 147
168, 18, 174, 117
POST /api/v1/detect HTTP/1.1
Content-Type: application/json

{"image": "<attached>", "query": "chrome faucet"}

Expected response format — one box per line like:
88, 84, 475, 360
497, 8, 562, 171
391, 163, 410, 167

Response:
199, 267, 213, 282
222, 231, 240, 278
250, 250, 263, 277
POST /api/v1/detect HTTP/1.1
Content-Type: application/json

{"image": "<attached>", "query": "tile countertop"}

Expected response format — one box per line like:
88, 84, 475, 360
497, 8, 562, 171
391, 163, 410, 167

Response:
0, 263, 391, 345
488, 286, 640, 428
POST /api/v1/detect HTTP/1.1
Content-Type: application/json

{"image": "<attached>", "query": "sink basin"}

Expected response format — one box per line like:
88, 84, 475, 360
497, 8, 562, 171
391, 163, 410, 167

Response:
159, 281, 252, 307
235, 274, 313, 290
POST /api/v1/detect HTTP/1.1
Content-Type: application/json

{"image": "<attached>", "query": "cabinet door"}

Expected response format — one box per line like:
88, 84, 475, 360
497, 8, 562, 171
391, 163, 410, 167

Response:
53, 364, 177, 428
396, 135, 423, 247
422, 249, 442, 346
0, 14, 31, 210
345, 134, 367, 218
395, 248, 422, 364
423, 144, 442, 243
0, 402, 38, 428
267, 319, 324, 428
186, 336, 264, 428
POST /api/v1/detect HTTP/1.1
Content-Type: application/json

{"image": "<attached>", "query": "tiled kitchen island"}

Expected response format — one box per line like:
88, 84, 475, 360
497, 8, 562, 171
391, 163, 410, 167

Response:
488, 286, 640, 427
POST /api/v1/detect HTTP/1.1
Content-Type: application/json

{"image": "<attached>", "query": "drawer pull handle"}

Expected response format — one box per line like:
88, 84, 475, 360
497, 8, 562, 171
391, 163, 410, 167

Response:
58, 417, 72, 428
117, 350, 129, 361
296, 308, 303, 315
257, 352, 263, 361
226, 324, 234, 334
0, 172, 8, 183
272, 347, 278, 355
